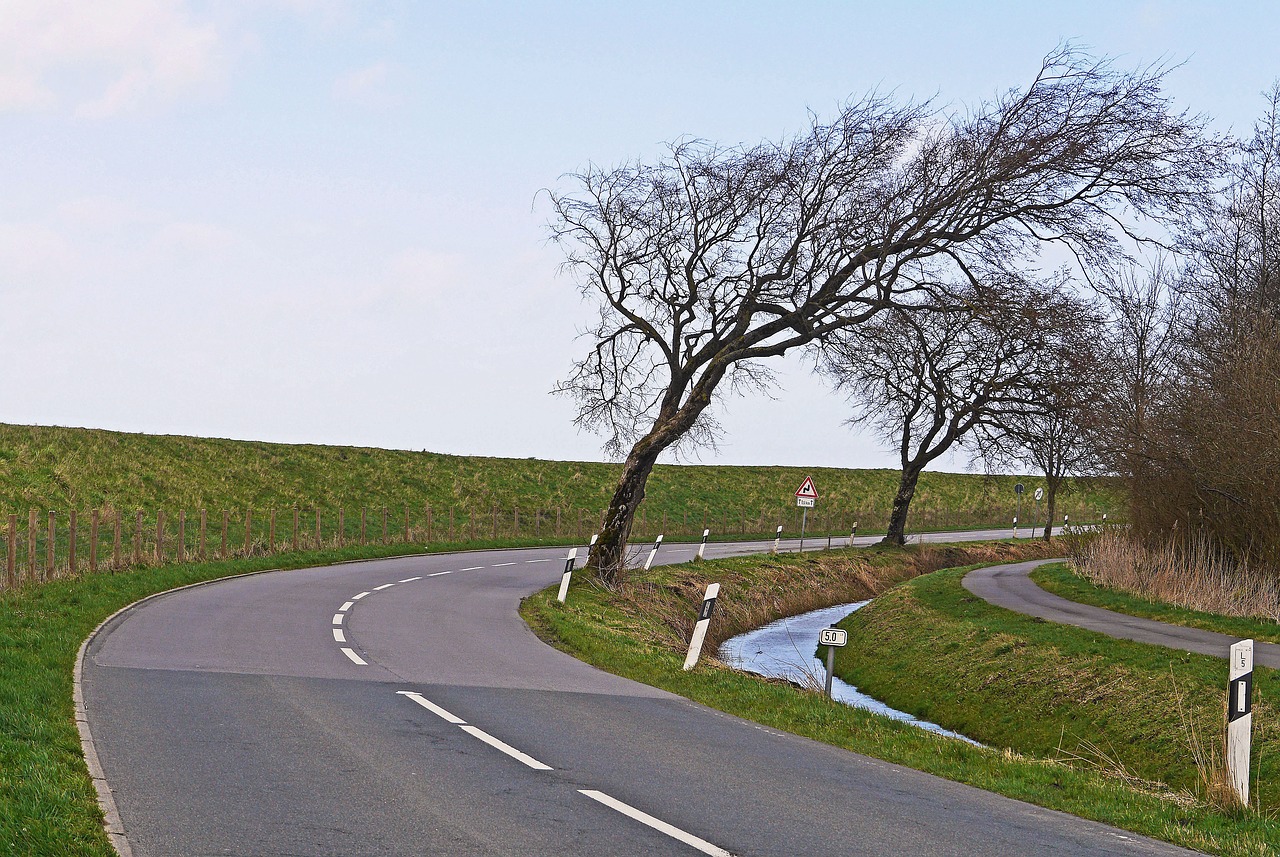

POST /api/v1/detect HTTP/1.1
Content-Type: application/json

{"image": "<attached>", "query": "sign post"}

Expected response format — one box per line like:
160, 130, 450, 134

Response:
795, 477, 818, 553
818, 627, 847, 698
1228, 639, 1254, 806
556, 548, 577, 603
1032, 487, 1044, 538
682, 583, 720, 670
1014, 483, 1024, 539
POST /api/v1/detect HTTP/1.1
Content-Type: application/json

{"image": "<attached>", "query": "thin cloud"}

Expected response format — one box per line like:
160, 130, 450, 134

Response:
332, 61, 399, 107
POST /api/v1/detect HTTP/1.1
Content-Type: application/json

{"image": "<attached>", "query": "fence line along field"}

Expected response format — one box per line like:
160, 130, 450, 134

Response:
0, 424, 1117, 586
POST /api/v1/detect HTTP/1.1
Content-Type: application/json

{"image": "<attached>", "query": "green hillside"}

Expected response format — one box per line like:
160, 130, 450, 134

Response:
0, 423, 1116, 581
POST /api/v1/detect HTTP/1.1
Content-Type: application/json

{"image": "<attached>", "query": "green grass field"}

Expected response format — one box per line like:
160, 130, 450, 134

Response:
0, 423, 1116, 544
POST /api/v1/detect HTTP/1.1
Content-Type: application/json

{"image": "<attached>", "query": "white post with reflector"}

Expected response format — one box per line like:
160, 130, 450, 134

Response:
643, 534, 663, 571
556, 548, 577, 603
1228, 639, 1254, 806
772, 525, 783, 554
848, 521, 858, 548
696, 528, 710, 560
1012, 516, 1018, 539
682, 583, 720, 670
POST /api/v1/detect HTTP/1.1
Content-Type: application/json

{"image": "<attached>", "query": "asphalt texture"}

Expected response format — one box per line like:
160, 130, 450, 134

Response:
964, 559, 1280, 668
81, 532, 1203, 856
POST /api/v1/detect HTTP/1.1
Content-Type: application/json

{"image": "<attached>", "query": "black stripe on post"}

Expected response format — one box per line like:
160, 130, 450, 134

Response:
699, 597, 717, 622
1230, 672, 1254, 722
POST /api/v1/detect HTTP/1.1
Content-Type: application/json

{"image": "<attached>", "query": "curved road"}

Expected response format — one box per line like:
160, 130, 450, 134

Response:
964, 559, 1280, 668
82, 534, 1198, 856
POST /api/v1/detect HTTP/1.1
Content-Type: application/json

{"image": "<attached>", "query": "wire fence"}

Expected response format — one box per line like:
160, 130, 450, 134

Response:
1, 498, 1104, 590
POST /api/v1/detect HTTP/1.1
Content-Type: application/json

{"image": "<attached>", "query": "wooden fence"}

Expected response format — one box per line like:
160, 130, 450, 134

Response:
1, 497, 1101, 590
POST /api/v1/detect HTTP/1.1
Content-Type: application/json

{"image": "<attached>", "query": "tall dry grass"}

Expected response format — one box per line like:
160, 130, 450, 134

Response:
1071, 529, 1280, 622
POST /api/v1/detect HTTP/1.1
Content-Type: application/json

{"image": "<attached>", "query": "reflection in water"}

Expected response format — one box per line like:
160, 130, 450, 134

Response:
719, 602, 980, 745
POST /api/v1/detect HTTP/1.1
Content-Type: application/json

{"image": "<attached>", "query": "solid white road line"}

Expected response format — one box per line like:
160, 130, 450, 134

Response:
339, 601, 354, 611
578, 790, 732, 857
428, 570, 453, 577
333, 628, 346, 643
332, 613, 345, 625
352, 591, 370, 600
340, 647, 367, 665
399, 576, 422, 583
459, 725, 553, 771
374, 583, 396, 591
397, 691, 466, 724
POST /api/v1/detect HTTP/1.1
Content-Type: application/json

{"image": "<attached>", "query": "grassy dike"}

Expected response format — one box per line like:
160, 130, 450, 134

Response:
0, 537, 545, 857
523, 547, 1280, 857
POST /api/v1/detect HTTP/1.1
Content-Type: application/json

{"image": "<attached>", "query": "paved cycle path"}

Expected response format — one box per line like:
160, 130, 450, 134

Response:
964, 559, 1280, 667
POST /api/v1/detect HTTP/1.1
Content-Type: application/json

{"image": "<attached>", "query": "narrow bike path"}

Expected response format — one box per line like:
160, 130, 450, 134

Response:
963, 559, 1280, 667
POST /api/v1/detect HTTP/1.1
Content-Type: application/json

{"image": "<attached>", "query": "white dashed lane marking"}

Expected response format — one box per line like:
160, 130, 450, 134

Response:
428, 571, 453, 577
340, 647, 367, 665
397, 691, 466, 724
352, 591, 370, 600
332, 613, 345, 625
333, 628, 346, 643
374, 583, 396, 591
399, 576, 422, 583
578, 790, 732, 857
459, 725, 553, 770
339, 601, 354, 612
493, 562, 516, 567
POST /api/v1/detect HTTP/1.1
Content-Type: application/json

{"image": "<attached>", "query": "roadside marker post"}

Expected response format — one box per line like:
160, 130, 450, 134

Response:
696, 529, 710, 561
682, 583, 720, 671
818, 627, 848, 698
556, 548, 577, 603
1063, 514, 1069, 533
643, 534, 663, 571
772, 525, 783, 554
795, 477, 818, 553
849, 521, 858, 548
1012, 516, 1018, 539
1228, 639, 1255, 806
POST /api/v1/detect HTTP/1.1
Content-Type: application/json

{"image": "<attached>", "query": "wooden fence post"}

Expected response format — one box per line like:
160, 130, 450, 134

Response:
268, 509, 276, 553
177, 510, 186, 563
200, 509, 207, 560
27, 509, 37, 582
514, 506, 519, 538
449, 507, 454, 541
90, 510, 99, 573
338, 508, 344, 547
426, 505, 433, 542
382, 507, 388, 544
556, 508, 561, 537
6, 514, 15, 588
221, 510, 229, 559
112, 509, 121, 571
155, 510, 165, 564
292, 507, 299, 551
468, 508, 475, 541
47, 511, 56, 580
404, 507, 410, 543
69, 510, 78, 574
492, 504, 498, 539
243, 509, 253, 556
134, 510, 143, 565
314, 509, 321, 547
361, 508, 367, 545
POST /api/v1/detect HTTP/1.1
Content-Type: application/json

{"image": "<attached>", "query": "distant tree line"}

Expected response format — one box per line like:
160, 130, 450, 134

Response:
549, 44, 1278, 583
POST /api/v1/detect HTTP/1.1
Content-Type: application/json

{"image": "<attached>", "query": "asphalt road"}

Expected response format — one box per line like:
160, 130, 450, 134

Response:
964, 558, 1280, 667
81, 532, 1200, 856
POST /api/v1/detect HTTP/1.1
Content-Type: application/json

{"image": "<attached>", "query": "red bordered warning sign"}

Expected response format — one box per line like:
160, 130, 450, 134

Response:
795, 476, 818, 500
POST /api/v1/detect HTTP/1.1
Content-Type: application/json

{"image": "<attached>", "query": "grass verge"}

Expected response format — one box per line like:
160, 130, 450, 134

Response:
1032, 561, 1280, 644
0, 537, 574, 857
521, 542, 1277, 856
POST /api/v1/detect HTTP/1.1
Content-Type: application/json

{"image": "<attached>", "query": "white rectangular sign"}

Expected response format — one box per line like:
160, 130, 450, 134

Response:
796, 497, 815, 508
819, 628, 847, 647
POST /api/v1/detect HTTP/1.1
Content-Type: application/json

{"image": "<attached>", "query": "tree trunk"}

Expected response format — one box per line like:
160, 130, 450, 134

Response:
882, 465, 924, 546
1042, 478, 1061, 542
588, 442, 664, 585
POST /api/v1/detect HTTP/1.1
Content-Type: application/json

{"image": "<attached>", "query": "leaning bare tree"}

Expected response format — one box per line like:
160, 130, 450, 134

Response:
822, 277, 1095, 545
550, 46, 1219, 583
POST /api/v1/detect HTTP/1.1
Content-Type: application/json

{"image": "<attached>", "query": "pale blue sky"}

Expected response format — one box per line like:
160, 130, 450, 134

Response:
1, 1, 1276, 469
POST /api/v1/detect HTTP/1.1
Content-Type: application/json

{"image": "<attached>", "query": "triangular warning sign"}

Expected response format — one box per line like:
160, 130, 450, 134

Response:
795, 476, 818, 499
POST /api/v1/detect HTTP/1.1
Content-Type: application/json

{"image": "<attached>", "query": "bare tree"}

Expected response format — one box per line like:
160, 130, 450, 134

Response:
550, 46, 1220, 583
823, 277, 1094, 544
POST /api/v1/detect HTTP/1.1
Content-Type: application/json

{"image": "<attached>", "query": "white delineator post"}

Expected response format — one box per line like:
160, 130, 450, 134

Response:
772, 525, 783, 554
643, 534, 664, 571
682, 583, 720, 671
1228, 638, 1255, 806
696, 528, 710, 560
848, 521, 858, 548
556, 548, 578, 603
1012, 516, 1018, 539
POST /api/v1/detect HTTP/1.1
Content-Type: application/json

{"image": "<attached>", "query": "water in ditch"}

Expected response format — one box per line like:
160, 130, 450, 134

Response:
719, 601, 981, 745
